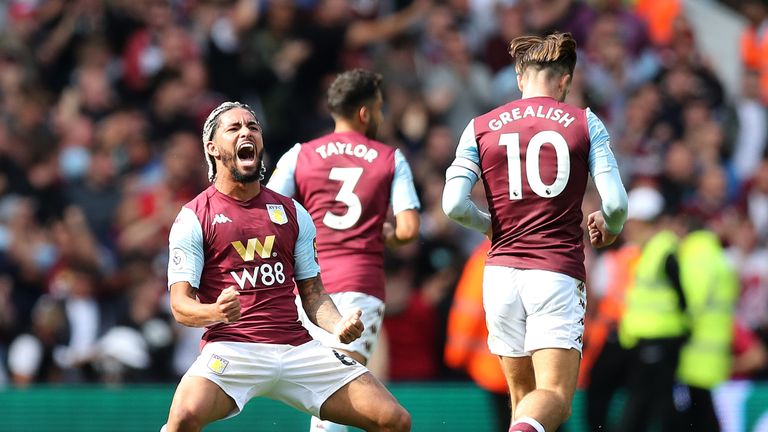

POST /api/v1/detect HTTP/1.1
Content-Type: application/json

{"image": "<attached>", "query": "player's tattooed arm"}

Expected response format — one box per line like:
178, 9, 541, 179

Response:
296, 276, 364, 343
169, 282, 241, 326
296, 276, 342, 332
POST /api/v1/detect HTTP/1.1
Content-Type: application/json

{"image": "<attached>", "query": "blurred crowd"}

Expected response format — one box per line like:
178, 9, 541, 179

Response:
0, 0, 767, 394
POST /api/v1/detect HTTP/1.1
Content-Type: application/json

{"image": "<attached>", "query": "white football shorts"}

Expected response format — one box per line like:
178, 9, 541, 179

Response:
184, 340, 367, 418
295, 292, 385, 361
483, 265, 586, 357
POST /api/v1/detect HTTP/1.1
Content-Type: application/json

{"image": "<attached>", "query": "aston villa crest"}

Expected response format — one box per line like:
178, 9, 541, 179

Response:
267, 204, 288, 225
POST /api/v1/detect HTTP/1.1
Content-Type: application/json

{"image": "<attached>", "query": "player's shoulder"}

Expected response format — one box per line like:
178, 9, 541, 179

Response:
475, 101, 515, 122
367, 137, 396, 153
183, 185, 217, 214
261, 186, 298, 209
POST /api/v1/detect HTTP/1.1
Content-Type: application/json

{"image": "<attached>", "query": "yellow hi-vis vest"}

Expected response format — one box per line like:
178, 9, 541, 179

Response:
676, 230, 737, 389
620, 230, 686, 348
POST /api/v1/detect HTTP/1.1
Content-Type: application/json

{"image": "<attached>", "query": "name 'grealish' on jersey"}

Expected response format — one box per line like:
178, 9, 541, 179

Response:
446, 96, 621, 282
167, 186, 320, 346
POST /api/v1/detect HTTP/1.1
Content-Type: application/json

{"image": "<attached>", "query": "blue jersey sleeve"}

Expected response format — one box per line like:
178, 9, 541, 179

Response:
293, 200, 321, 280
446, 119, 481, 184
442, 119, 491, 233
391, 149, 421, 214
266, 143, 301, 197
167, 207, 204, 289
586, 109, 628, 235
586, 109, 618, 177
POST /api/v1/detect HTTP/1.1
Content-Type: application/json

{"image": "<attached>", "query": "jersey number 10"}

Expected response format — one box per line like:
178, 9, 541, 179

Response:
499, 130, 571, 200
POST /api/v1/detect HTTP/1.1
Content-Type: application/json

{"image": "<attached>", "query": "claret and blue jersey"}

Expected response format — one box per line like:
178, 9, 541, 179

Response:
445, 96, 626, 282
267, 130, 420, 301
167, 186, 320, 346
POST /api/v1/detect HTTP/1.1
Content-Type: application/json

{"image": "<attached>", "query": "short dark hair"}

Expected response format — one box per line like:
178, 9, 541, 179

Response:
327, 69, 383, 119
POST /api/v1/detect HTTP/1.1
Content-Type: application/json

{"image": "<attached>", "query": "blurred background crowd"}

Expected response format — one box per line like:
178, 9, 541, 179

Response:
0, 0, 766, 418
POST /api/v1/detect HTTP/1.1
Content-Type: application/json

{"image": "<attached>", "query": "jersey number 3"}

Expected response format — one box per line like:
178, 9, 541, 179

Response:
323, 167, 363, 230
499, 130, 571, 200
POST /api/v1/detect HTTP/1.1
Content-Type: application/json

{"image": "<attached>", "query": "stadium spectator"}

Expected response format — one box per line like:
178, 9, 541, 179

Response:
731, 69, 768, 183
423, 27, 494, 140
382, 261, 440, 381
482, 0, 524, 74
7, 294, 66, 386
633, 0, 681, 48
115, 130, 205, 256
726, 215, 768, 349
292, 0, 433, 138
618, 186, 688, 432
738, 0, 768, 103
674, 230, 738, 432
523, 0, 596, 46
238, 0, 309, 154
732, 320, 768, 380
582, 233, 640, 431
738, 158, 768, 243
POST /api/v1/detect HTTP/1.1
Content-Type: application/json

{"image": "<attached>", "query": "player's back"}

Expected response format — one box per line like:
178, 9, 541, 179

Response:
294, 131, 395, 255
293, 131, 396, 299
475, 96, 590, 281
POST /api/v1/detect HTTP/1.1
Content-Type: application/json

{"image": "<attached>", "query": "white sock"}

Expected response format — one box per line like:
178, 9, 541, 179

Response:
309, 416, 349, 432
514, 417, 545, 432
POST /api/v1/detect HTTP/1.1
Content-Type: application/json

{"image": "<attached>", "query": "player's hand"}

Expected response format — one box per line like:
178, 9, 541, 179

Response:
382, 222, 402, 247
382, 222, 395, 242
587, 211, 618, 249
334, 308, 364, 344
215, 286, 241, 323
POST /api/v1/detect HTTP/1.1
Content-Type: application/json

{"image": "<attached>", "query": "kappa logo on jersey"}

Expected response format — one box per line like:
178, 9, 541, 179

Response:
267, 204, 288, 225
212, 213, 232, 226
207, 354, 229, 374
231, 235, 276, 261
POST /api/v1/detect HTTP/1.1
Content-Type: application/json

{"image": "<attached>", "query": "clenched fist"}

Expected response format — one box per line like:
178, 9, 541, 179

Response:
215, 286, 241, 323
333, 309, 364, 344
587, 210, 618, 249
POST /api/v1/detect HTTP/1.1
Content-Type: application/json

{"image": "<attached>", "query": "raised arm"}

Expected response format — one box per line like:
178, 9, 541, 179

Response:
345, 0, 432, 48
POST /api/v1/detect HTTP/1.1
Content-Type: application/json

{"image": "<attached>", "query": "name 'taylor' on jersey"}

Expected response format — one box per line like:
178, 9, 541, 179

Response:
314, 141, 379, 162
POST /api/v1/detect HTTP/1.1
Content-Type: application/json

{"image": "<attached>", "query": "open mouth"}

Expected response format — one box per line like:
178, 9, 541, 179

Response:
236, 142, 256, 163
